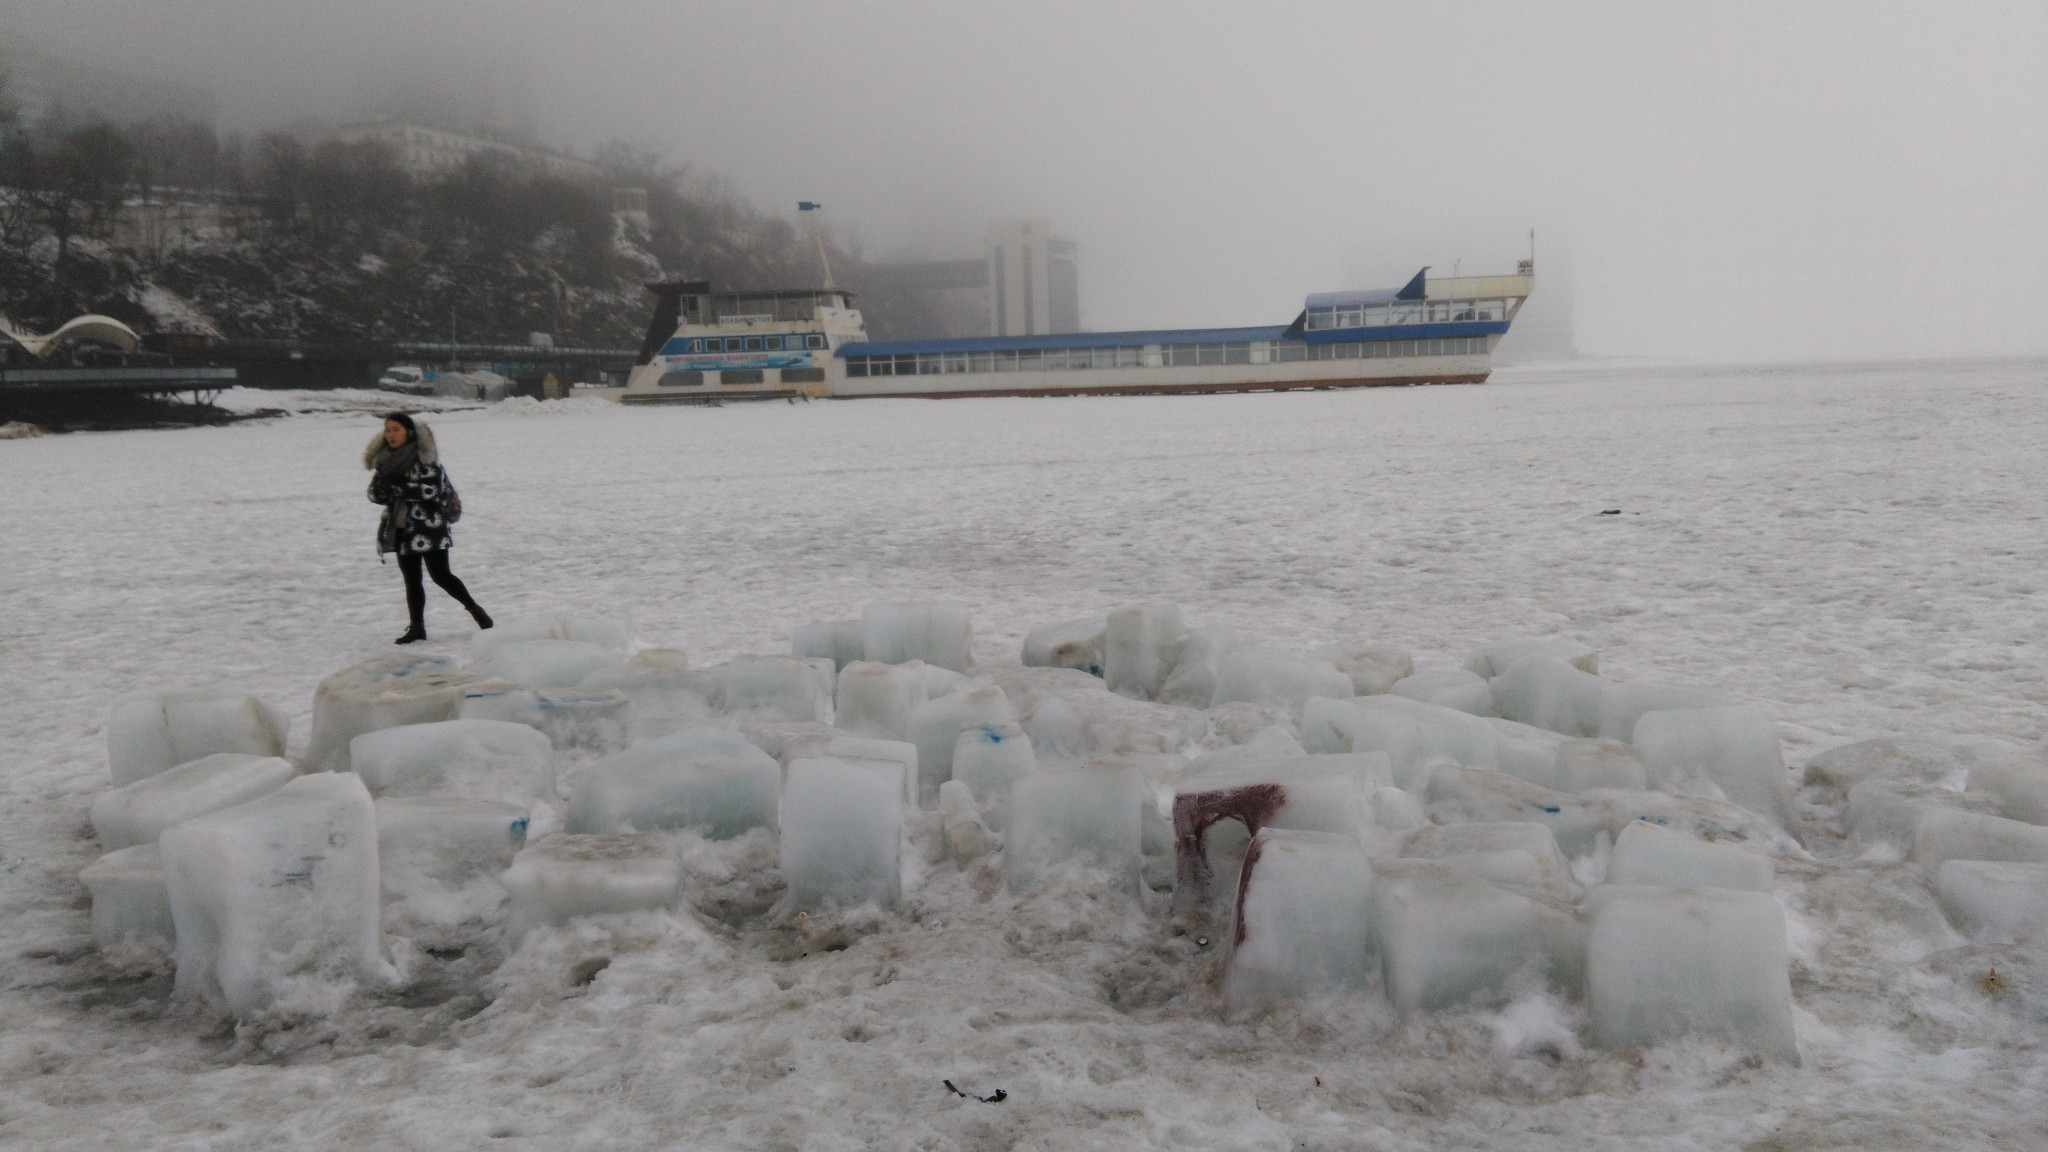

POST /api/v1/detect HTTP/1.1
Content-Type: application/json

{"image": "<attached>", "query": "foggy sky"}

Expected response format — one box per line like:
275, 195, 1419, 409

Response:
5, 0, 2044, 361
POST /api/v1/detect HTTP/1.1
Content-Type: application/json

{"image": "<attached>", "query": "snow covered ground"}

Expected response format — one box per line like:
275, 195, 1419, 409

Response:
3, 357, 2045, 1150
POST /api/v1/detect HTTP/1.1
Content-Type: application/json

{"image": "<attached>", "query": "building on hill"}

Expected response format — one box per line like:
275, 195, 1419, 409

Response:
863, 218, 1081, 340
110, 194, 257, 254
333, 119, 598, 181
987, 219, 1079, 336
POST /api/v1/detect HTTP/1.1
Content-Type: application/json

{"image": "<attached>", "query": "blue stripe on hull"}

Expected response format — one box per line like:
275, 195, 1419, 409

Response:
837, 325, 1291, 359
1302, 320, 1509, 345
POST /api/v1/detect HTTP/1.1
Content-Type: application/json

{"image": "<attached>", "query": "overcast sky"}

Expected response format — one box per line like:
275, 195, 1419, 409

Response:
6, 1, 2044, 360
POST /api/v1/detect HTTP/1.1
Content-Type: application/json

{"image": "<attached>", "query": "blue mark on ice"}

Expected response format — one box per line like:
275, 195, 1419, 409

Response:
509, 817, 529, 844
1541, 805, 1561, 814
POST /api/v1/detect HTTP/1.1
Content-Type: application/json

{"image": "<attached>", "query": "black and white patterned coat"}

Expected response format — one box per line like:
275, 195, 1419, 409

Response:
365, 424, 456, 556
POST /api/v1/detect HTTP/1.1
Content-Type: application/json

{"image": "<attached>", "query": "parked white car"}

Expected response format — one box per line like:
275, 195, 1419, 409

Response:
376, 365, 432, 394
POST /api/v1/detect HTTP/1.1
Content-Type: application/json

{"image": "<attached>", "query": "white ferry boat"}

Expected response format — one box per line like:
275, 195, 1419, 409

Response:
621, 263, 1533, 404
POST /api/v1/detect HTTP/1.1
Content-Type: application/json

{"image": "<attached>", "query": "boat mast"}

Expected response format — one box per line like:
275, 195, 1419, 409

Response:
799, 201, 836, 290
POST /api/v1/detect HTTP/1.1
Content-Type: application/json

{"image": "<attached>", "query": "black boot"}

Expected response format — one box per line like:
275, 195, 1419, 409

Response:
396, 624, 427, 644
467, 603, 493, 630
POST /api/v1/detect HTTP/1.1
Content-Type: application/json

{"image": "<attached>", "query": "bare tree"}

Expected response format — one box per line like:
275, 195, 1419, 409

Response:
257, 132, 307, 225
0, 69, 35, 247
40, 121, 135, 283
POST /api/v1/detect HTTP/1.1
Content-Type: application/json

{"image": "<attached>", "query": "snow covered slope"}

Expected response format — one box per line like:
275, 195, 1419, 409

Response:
1, 358, 2044, 1149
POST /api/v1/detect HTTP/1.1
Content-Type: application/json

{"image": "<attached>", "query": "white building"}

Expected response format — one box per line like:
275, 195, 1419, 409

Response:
986, 219, 1080, 337
332, 120, 597, 182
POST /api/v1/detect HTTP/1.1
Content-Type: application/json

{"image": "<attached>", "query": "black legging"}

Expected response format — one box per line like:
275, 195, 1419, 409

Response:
397, 549, 483, 628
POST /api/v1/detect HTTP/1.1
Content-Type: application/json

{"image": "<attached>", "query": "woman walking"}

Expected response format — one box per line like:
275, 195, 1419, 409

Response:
365, 412, 493, 643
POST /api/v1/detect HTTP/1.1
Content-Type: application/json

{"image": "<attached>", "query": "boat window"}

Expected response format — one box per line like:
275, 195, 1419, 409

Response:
1224, 343, 1251, 364
745, 336, 763, 351
763, 336, 783, 351
807, 334, 826, 349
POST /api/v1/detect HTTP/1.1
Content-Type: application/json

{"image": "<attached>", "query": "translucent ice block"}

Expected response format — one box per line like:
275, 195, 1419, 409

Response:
1607, 819, 1773, 892
1464, 638, 1597, 680
79, 844, 176, 953
107, 688, 288, 786
92, 752, 297, 850
1597, 682, 1729, 744
1425, 765, 1607, 857
459, 687, 630, 757
904, 685, 1014, 802
1005, 760, 1144, 894
500, 833, 681, 938
475, 613, 630, 655
1966, 761, 2048, 827
475, 639, 625, 690
1936, 859, 2048, 943
951, 721, 1036, 829
1400, 821, 1580, 901
375, 795, 528, 933
1227, 829, 1374, 1006
1103, 602, 1187, 701
1310, 642, 1414, 697
1391, 668, 1494, 717
862, 600, 973, 671
1587, 886, 1797, 1061
348, 718, 556, 807
1633, 706, 1796, 828
568, 727, 780, 838
780, 756, 905, 910
1022, 615, 1107, 678
1491, 656, 1602, 737
307, 653, 500, 773
792, 618, 865, 671
718, 654, 833, 724
1211, 647, 1355, 714
1158, 625, 1238, 708
159, 773, 392, 1015
1802, 737, 1961, 794
1370, 860, 1583, 1012
835, 660, 929, 740
1303, 696, 1499, 790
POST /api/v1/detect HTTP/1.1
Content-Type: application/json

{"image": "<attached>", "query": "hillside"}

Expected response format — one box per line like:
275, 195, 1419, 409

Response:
0, 117, 932, 352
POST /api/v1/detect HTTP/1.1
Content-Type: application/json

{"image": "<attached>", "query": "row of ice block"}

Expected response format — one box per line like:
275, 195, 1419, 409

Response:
1226, 823, 1798, 1060
791, 601, 974, 672
84, 772, 528, 1016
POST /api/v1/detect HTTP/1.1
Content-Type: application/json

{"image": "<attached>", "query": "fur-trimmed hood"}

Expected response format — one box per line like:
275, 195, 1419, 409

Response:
363, 420, 439, 470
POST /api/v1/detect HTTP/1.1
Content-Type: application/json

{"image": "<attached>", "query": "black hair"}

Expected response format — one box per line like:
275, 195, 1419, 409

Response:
382, 411, 419, 436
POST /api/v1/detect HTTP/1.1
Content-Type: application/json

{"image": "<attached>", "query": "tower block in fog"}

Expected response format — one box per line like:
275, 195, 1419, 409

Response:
987, 219, 1080, 337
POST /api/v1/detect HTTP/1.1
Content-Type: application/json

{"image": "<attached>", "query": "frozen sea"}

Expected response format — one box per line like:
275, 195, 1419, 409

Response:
2, 358, 2045, 1150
